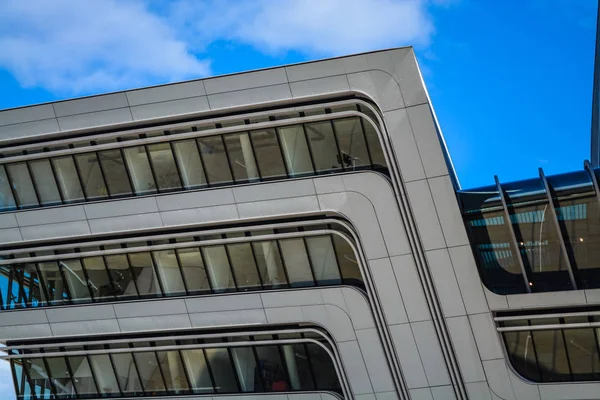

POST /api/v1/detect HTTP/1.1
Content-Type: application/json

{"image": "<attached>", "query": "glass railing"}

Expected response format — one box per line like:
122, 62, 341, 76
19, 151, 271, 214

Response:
0, 104, 387, 212
496, 308, 600, 382
4, 328, 342, 399
0, 223, 362, 310
458, 166, 600, 294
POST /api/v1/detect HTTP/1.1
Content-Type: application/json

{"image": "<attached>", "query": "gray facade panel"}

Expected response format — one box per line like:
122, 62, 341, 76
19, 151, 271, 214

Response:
53, 93, 130, 117
0, 118, 60, 141
84, 197, 159, 219
20, 220, 91, 240
45, 304, 116, 323
57, 107, 133, 131
204, 68, 288, 94
0, 104, 55, 126
130, 95, 210, 120
208, 84, 292, 110
125, 80, 207, 106
16, 205, 87, 227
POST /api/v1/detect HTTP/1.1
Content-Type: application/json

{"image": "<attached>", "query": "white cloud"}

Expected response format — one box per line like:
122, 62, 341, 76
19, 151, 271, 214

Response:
0, 0, 447, 96
177, 0, 437, 56
0, 0, 209, 95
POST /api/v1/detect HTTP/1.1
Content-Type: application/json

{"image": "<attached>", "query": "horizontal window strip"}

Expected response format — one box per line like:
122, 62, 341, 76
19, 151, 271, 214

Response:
497, 314, 600, 383
4, 327, 344, 400
0, 224, 363, 311
0, 108, 387, 213
459, 166, 600, 295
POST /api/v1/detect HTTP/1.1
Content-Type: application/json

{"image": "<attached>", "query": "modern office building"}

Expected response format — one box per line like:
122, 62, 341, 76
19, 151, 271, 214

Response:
0, 47, 598, 400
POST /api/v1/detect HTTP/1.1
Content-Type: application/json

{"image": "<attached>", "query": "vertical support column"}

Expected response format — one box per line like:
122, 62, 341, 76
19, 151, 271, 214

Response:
495, 175, 532, 293
539, 168, 578, 289
584, 160, 600, 203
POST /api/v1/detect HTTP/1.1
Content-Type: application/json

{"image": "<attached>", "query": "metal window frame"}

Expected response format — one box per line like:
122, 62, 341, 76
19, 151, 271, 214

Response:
494, 175, 533, 293
538, 168, 578, 289
2, 327, 352, 399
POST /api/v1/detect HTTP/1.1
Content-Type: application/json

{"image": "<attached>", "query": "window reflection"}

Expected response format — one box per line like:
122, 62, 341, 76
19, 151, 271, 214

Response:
0, 165, 16, 211
0, 111, 387, 213
0, 230, 364, 310
197, 136, 233, 185
153, 250, 186, 296
333, 117, 371, 169
52, 157, 85, 203
98, 150, 132, 197
224, 133, 260, 182
10, 334, 343, 399
6, 163, 38, 208
147, 143, 182, 191
172, 140, 207, 189
501, 316, 600, 382
29, 159, 61, 206
202, 246, 236, 293
226, 243, 261, 290
279, 239, 314, 287
75, 153, 108, 200
305, 236, 341, 286
123, 146, 157, 195
127, 252, 161, 297
305, 121, 342, 173
250, 129, 287, 179
277, 126, 313, 177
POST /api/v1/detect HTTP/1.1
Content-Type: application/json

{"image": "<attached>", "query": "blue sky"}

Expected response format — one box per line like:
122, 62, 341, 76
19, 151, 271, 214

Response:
0, 0, 598, 190
0, 0, 597, 396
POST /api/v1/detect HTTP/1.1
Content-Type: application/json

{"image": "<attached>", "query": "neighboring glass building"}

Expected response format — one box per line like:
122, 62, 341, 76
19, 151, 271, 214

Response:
0, 48, 598, 400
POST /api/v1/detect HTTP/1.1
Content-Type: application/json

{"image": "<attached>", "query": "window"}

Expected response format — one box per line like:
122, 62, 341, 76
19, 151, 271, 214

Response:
176, 247, 211, 294
127, 252, 161, 297
202, 246, 236, 293
6, 163, 38, 208
279, 238, 314, 287
226, 243, 261, 290
81, 257, 114, 302
0, 225, 364, 310
253, 240, 287, 289
172, 140, 207, 189
306, 236, 341, 285
98, 150, 132, 197
52, 156, 85, 203
180, 347, 213, 394
0, 165, 16, 211
147, 143, 182, 191
305, 121, 342, 173
104, 254, 137, 299
333, 117, 371, 169
75, 153, 108, 200
500, 314, 600, 382
60, 259, 92, 303
205, 348, 238, 393
8, 329, 343, 399
123, 146, 157, 195
111, 352, 143, 394
224, 133, 260, 182
153, 250, 186, 296
250, 129, 287, 179
88, 354, 120, 395
277, 125, 313, 177
197, 136, 233, 185
29, 159, 61, 206
68, 356, 98, 396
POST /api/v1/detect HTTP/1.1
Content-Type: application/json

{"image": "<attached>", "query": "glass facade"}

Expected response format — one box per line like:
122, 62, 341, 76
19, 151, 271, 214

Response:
458, 167, 600, 294
6, 330, 342, 399
0, 105, 387, 213
0, 224, 362, 310
498, 311, 600, 382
